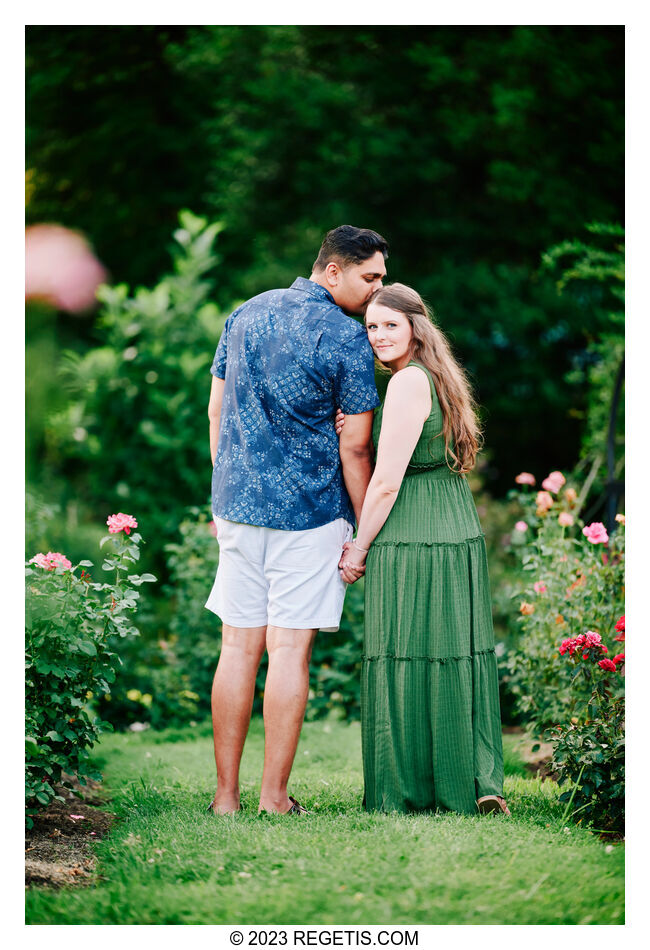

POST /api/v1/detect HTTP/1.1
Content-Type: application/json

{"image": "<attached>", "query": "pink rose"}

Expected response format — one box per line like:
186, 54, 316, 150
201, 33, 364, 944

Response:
536, 491, 554, 513
25, 224, 107, 313
514, 521, 527, 532
106, 513, 138, 535
541, 470, 566, 494
515, 472, 536, 486
582, 522, 609, 544
533, 582, 547, 594
29, 551, 72, 571
558, 512, 574, 527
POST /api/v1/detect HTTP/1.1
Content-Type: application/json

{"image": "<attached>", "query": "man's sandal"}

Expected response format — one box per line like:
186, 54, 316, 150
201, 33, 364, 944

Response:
477, 795, 511, 816
286, 796, 309, 815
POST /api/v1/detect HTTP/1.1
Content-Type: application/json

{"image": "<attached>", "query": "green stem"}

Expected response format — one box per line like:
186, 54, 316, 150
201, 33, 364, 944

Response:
560, 762, 586, 825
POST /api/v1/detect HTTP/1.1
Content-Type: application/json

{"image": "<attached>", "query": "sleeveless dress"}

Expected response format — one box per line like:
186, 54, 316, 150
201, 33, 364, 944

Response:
361, 362, 504, 814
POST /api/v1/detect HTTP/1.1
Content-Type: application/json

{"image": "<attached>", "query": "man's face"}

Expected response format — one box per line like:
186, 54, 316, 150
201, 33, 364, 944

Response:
328, 251, 386, 315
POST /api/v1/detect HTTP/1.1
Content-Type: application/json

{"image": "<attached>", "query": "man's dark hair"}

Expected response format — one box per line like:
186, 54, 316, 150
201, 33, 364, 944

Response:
313, 225, 389, 271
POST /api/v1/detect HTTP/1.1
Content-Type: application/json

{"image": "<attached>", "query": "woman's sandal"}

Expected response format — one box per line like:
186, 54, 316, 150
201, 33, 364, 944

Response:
477, 795, 511, 816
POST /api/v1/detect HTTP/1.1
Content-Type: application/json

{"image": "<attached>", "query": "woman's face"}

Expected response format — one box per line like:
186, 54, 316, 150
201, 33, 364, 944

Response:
365, 302, 414, 369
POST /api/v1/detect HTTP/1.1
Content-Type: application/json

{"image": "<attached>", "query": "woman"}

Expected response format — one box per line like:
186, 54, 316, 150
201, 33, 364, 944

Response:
338, 283, 509, 816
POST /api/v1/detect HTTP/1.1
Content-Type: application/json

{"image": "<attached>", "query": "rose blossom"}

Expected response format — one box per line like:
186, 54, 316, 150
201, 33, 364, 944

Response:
598, 658, 617, 672
106, 513, 138, 535
615, 513, 625, 525
533, 582, 547, 594
520, 601, 535, 616
29, 551, 72, 571
565, 487, 577, 505
613, 653, 625, 664
536, 491, 554, 514
542, 470, 566, 494
558, 511, 574, 527
614, 615, 625, 642
514, 521, 527, 532
515, 472, 536, 486
582, 522, 609, 544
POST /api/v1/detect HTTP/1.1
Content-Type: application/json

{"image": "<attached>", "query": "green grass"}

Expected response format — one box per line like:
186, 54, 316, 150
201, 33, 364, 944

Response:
25, 720, 624, 925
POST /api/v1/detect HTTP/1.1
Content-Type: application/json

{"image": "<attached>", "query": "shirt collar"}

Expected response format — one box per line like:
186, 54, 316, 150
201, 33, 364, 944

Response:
290, 277, 337, 306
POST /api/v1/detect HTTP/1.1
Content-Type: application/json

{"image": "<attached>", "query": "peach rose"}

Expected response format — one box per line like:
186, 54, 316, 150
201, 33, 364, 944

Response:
541, 471, 566, 494
520, 601, 535, 616
565, 487, 577, 505
515, 472, 536, 486
536, 491, 554, 514
558, 512, 574, 527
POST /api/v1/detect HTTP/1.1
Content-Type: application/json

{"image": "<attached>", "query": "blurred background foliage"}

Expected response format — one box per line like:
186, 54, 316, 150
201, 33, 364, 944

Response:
25, 25, 623, 729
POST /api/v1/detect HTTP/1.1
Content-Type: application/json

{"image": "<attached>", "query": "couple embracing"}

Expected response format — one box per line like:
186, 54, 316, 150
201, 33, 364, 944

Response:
205, 225, 509, 818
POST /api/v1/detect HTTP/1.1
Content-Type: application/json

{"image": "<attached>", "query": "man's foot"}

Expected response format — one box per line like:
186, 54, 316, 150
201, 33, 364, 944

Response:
477, 795, 511, 816
258, 794, 309, 816
206, 794, 241, 815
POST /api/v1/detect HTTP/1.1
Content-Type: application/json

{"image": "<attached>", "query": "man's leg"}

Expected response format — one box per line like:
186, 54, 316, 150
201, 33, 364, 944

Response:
210, 623, 267, 813
258, 625, 317, 813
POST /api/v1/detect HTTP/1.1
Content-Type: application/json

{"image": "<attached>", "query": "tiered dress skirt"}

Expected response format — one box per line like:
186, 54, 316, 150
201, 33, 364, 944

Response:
361, 465, 504, 815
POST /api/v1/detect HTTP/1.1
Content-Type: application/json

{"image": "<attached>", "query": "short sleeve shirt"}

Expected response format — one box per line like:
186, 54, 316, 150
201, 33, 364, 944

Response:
211, 277, 379, 529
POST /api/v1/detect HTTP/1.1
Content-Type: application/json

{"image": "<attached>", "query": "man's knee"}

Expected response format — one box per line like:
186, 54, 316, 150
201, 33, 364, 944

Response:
266, 627, 317, 663
220, 625, 267, 662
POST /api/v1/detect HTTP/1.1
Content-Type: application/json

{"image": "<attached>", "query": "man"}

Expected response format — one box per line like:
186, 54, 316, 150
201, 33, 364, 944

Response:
205, 225, 388, 815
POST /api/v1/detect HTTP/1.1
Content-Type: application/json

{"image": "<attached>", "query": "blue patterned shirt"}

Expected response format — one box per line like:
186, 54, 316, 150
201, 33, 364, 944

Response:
210, 277, 379, 529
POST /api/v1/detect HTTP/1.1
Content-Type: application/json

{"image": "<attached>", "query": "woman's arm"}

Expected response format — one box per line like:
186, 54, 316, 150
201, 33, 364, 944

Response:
340, 367, 431, 579
208, 375, 225, 466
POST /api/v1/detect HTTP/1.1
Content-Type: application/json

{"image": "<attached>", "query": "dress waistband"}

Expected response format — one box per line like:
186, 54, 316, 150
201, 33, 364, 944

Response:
404, 464, 461, 481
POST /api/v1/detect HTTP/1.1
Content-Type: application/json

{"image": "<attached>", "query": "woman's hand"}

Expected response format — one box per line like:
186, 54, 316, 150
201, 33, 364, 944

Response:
338, 540, 366, 584
335, 408, 346, 436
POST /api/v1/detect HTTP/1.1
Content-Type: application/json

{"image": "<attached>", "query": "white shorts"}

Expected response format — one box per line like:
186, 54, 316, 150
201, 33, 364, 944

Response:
205, 517, 354, 631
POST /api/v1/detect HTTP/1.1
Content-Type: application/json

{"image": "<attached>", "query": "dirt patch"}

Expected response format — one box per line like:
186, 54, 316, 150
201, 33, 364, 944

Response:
25, 776, 117, 888
505, 726, 559, 781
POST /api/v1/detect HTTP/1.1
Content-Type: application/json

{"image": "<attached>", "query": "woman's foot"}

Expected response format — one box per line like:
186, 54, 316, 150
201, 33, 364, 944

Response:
477, 795, 511, 816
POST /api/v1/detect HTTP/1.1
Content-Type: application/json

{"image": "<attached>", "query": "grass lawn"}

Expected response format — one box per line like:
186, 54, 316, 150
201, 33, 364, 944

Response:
25, 719, 624, 925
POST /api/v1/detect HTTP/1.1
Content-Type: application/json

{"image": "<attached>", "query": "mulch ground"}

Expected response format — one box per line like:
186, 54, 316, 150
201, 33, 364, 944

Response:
25, 777, 117, 888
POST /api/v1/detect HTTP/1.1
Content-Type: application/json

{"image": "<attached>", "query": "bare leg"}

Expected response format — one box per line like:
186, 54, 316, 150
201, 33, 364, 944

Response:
258, 626, 317, 813
210, 623, 267, 813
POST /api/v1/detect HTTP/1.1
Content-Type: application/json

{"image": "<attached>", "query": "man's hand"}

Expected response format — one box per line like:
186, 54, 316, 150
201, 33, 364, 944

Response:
338, 540, 366, 584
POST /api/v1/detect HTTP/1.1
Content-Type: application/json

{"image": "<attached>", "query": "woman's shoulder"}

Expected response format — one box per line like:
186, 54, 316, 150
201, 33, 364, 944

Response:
385, 364, 432, 414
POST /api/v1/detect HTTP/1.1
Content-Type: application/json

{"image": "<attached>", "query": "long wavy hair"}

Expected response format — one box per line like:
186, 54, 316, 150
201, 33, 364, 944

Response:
368, 283, 482, 473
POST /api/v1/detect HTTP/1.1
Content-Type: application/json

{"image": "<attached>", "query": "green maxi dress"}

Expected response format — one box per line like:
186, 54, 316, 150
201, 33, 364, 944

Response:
361, 362, 504, 815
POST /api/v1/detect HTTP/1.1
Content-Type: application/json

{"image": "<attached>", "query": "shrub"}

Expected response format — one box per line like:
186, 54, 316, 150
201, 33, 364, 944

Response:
506, 472, 624, 736
50, 210, 227, 579
547, 619, 625, 834
25, 516, 155, 825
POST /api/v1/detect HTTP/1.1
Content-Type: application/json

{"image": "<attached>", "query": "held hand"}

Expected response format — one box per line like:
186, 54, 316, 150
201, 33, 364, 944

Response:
334, 408, 346, 436
338, 540, 367, 584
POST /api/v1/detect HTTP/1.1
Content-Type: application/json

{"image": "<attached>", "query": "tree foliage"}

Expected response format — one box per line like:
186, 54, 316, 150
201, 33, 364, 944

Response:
26, 26, 624, 489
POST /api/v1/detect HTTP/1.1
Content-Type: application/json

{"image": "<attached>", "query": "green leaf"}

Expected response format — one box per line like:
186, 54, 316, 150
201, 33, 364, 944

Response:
77, 640, 97, 656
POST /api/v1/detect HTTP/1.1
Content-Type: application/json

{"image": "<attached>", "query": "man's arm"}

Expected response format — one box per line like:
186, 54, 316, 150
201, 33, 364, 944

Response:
338, 409, 375, 524
208, 376, 226, 466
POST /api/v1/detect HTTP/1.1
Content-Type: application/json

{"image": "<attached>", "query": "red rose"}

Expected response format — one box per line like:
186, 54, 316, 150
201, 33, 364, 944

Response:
598, 658, 617, 672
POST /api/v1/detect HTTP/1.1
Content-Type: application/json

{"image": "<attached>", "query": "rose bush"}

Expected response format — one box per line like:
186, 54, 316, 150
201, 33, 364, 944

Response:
506, 471, 625, 735
25, 515, 155, 825
547, 617, 625, 834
